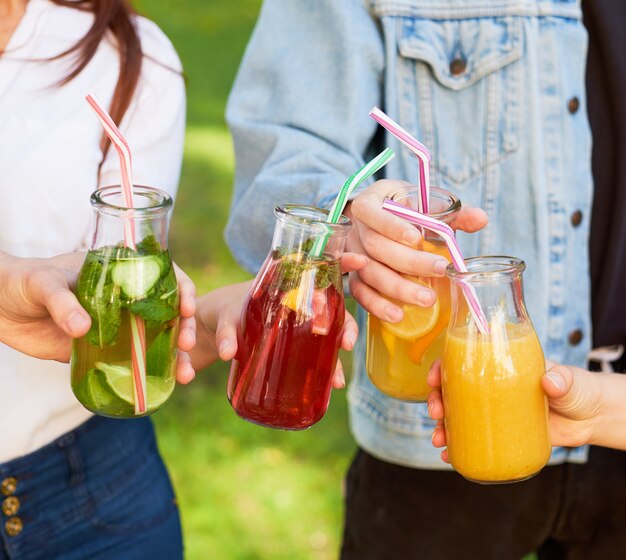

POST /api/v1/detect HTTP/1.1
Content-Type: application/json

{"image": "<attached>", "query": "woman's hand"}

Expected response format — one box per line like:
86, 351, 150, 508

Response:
191, 252, 368, 388
0, 252, 91, 361
0, 252, 198, 385
346, 179, 487, 322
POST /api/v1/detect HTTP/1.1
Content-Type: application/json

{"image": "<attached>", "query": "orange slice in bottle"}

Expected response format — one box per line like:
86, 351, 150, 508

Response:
381, 281, 440, 341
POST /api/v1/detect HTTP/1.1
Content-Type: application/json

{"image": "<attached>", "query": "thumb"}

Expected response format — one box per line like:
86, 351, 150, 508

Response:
215, 311, 239, 361
542, 364, 600, 421
542, 364, 574, 401
38, 273, 91, 337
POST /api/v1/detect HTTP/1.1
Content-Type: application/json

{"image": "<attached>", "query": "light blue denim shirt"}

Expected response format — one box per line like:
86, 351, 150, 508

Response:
225, 0, 593, 468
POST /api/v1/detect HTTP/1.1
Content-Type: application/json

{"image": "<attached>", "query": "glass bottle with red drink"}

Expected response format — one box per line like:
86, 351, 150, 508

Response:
227, 204, 351, 430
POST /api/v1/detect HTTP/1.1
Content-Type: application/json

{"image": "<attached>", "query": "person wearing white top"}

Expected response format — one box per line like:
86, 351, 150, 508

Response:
0, 0, 187, 557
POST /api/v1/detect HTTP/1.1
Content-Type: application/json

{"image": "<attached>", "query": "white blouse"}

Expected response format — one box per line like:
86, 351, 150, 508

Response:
0, 0, 186, 463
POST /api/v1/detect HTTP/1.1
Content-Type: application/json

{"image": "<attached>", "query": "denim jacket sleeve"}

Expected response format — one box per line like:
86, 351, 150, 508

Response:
225, 0, 383, 273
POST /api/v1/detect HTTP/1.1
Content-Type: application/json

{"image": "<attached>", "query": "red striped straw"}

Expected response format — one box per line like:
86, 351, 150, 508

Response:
382, 199, 489, 334
369, 107, 430, 214
86, 93, 148, 413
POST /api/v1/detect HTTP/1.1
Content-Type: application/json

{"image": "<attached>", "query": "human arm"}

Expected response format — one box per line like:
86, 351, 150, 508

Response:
225, 0, 385, 272
225, 0, 487, 322
426, 359, 626, 457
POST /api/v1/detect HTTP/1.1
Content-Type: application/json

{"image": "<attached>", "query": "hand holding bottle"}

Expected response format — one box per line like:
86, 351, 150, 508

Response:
428, 359, 626, 455
0, 251, 196, 380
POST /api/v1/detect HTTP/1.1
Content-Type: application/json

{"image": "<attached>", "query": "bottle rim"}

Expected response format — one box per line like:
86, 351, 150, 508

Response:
274, 204, 352, 235
446, 256, 526, 282
389, 186, 461, 222
91, 185, 173, 217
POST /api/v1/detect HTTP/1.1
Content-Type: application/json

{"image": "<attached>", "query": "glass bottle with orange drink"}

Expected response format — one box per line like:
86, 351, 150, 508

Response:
366, 187, 460, 401
441, 256, 551, 484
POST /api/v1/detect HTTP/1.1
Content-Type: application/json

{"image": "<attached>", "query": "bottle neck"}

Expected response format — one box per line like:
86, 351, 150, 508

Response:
271, 205, 350, 261
447, 257, 530, 334
90, 186, 172, 252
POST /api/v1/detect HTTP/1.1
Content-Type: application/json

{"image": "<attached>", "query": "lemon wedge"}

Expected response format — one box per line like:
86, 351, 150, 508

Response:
381, 279, 440, 341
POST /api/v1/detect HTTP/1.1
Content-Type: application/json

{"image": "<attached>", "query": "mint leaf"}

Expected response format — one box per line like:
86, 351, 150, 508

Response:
147, 328, 176, 379
76, 253, 122, 347
136, 234, 162, 255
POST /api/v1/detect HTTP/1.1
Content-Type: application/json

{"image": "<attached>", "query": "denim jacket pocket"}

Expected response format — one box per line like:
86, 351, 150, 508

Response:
396, 15, 523, 186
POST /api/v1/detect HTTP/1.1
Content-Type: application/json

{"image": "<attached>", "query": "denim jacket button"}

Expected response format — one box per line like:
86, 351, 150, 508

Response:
568, 329, 584, 345
449, 57, 467, 76
567, 97, 580, 114
571, 210, 583, 226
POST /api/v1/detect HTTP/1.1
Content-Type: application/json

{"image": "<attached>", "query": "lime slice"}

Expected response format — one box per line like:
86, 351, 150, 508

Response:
95, 362, 173, 409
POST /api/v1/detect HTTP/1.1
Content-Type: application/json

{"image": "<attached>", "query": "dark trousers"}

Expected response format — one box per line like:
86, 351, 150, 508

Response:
341, 446, 626, 560
0, 416, 182, 560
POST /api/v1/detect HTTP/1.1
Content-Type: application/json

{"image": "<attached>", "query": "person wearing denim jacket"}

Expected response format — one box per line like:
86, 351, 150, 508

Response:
225, 0, 610, 557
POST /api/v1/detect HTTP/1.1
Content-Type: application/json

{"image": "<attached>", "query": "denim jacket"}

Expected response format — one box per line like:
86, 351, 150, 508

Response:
225, 0, 592, 468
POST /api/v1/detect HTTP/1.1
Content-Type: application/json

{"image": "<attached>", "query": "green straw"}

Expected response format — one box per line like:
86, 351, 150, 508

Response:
311, 147, 395, 257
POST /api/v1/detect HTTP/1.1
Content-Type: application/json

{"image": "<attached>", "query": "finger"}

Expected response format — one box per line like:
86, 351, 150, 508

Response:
332, 359, 346, 389
356, 259, 436, 307
177, 315, 196, 353
542, 364, 574, 399
453, 205, 488, 233
441, 449, 450, 464
215, 317, 238, 361
340, 252, 369, 274
348, 272, 402, 322
427, 389, 444, 421
359, 226, 449, 279
432, 420, 447, 448
351, 187, 422, 246
427, 359, 442, 388
174, 264, 197, 318
176, 351, 196, 384
341, 310, 358, 351
32, 270, 91, 337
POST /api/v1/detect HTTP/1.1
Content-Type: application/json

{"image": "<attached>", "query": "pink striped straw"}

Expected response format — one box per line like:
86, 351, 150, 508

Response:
369, 107, 430, 214
86, 93, 148, 413
382, 199, 489, 334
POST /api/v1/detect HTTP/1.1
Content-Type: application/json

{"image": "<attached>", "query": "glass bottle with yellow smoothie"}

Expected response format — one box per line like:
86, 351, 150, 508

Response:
442, 257, 550, 484
366, 187, 460, 401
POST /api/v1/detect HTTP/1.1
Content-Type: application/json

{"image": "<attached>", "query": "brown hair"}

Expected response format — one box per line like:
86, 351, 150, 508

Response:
50, 0, 143, 160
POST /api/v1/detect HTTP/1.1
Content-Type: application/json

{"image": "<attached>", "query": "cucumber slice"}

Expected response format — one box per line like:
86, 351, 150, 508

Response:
111, 256, 162, 299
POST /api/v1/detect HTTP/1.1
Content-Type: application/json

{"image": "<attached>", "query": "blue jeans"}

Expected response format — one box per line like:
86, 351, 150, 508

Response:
0, 416, 182, 559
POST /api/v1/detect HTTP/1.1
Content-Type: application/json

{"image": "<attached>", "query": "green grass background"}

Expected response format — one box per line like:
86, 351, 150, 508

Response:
135, 1, 357, 558
135, 2, 537, 559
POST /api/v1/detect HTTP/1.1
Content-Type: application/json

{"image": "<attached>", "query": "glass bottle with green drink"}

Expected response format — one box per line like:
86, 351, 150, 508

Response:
71, 185, 179, 418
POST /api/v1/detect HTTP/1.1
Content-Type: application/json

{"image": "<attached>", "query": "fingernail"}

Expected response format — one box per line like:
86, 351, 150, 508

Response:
66, 311, 89, 333
427, 401, 433, 418
433, 260, 449, 276
338, 370, 346, 388
416, 290, 436, 307
385, 306, 403, 322
546, 372, 565, 391
219, 339, 234, 357
346, 331, 357, 349
403, 228, 420, 246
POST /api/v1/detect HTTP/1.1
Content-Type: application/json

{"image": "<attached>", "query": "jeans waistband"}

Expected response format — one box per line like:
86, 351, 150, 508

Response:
0, 416, 154, 477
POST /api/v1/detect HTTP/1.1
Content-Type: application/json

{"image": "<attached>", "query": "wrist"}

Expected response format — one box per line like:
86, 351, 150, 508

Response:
588, 371, 626, 449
